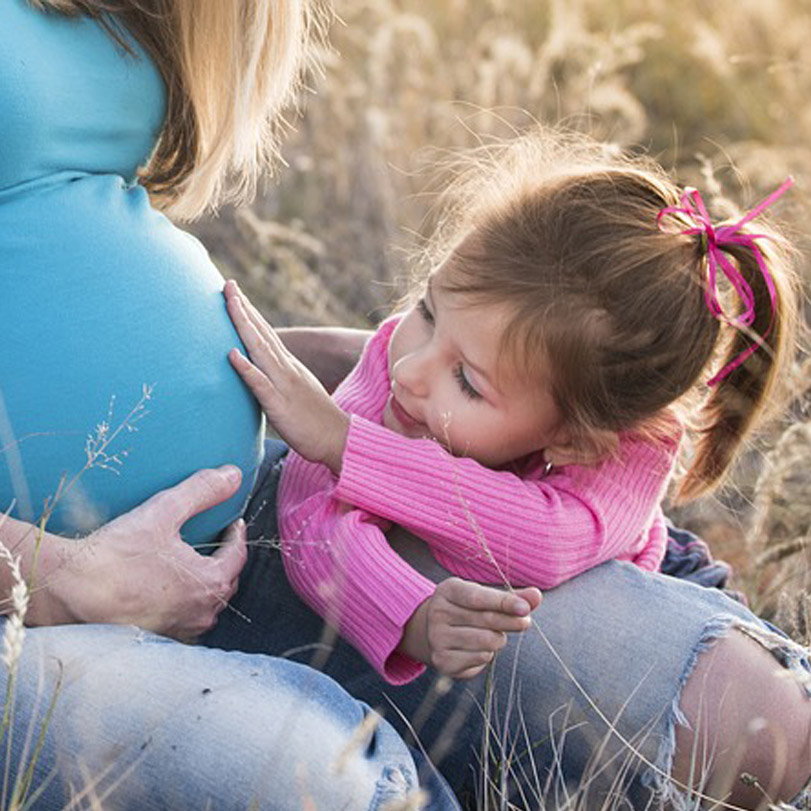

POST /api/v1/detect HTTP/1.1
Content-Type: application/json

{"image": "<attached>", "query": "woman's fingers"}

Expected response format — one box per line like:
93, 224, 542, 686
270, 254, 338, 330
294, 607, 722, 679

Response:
75, 468, 249, 639
140, 465, 243, 530
211, 517, 248, 587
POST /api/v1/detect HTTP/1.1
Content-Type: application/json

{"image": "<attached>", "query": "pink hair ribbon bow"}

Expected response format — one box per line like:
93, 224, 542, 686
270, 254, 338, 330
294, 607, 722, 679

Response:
657, 177, 794, 386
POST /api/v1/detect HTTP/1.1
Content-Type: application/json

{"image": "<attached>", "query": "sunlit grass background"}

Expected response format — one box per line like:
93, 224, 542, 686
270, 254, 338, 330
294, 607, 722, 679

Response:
194, 0, 811, 636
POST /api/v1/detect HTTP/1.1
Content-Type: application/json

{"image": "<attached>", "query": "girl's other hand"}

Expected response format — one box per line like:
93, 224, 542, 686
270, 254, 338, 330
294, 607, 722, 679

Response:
224, 280, 350, 474
401, 578, 542, 679
46, 466, 248, 640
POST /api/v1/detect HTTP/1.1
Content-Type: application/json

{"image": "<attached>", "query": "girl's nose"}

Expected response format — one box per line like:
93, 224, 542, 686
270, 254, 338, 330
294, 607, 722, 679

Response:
391, 350, 431, 398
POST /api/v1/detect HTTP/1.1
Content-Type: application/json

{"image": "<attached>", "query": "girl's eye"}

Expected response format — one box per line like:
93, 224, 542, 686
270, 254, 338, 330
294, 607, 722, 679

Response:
453, 365, 481, 400
417, 297, 434, 325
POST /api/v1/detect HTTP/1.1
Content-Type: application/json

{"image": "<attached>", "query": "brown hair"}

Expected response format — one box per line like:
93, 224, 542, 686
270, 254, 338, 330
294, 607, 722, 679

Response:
29, 0, 328, 220
423, 131, 800, 502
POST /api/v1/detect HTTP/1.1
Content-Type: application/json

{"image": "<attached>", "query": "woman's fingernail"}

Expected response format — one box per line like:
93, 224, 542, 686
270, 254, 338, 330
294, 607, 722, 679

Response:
221, 465, 241, 484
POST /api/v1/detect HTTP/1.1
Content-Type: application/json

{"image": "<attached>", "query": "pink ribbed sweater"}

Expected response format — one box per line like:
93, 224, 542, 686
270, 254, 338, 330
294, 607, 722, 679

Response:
278, 318, 677, 684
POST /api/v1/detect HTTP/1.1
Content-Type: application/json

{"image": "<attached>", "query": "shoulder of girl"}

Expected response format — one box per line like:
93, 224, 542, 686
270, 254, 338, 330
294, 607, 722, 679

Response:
365, 315, 403, 356
379, 313, 405, 332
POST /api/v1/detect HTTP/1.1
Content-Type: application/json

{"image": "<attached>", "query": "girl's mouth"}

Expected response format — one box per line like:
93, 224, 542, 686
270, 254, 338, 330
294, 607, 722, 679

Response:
389, 395, 421, 430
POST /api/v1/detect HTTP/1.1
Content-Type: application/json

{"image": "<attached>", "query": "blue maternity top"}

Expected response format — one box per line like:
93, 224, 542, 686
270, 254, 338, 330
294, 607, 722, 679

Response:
0, 1, 264, 546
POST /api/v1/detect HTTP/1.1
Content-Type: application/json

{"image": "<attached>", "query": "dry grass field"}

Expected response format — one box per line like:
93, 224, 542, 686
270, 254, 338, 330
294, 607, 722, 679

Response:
1, 3, 808, 810
194, 0, 811, 630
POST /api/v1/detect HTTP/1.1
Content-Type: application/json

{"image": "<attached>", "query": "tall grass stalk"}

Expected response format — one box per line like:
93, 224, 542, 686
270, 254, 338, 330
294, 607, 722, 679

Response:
0, 512, 62, 811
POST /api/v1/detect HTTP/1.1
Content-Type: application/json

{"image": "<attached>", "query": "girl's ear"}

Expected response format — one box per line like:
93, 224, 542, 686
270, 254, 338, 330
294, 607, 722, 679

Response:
543, 428, 617, 468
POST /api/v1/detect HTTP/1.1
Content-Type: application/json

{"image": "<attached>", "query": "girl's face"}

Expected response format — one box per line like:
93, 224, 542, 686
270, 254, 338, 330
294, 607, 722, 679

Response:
383, 267, 569, 468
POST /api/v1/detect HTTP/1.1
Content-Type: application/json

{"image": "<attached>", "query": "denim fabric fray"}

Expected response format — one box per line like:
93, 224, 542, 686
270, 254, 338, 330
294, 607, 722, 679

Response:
369, 763, 421, 810
643, 617, 811, 810
785, 787, 811, 811
736, 622, 811, 699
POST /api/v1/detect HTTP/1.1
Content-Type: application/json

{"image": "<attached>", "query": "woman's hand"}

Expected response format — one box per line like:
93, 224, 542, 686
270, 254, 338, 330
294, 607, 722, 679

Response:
399, 578, 542, 679
225, 280, 350, 473
32, 466, 248, 640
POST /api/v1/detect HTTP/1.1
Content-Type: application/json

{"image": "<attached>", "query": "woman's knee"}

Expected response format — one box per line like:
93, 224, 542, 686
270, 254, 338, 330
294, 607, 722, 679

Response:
12, 624, 430, 811
673, 628, 811, 808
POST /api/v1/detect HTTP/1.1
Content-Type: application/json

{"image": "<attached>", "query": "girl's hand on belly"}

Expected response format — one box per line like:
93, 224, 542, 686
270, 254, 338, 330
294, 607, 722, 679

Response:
50, 466, 248, 640
225, 280, 350, 474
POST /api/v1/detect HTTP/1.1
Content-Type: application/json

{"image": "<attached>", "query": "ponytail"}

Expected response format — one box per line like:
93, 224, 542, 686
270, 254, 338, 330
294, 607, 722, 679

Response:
669, 182, 800, 502
677, 238, 797, 501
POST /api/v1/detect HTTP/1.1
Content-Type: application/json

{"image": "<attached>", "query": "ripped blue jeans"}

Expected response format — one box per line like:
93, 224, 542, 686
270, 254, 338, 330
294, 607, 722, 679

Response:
203, 440, 811, 810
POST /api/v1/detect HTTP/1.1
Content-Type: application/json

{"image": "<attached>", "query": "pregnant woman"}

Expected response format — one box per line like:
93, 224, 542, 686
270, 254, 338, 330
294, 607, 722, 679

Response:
1, 1, 810, 810
0, 1, 456, 808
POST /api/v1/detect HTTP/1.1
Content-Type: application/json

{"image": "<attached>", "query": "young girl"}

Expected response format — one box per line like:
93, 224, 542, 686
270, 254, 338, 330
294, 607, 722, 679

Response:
226, 132, 799, 687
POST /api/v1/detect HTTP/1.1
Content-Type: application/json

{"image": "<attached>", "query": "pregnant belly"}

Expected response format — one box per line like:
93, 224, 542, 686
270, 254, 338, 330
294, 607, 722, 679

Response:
0, 173, 264, 546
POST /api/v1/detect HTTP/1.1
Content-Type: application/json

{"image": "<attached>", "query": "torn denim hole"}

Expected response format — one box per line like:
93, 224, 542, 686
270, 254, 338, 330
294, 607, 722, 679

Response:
643, 616, 811, 811
735, 621, 811, 699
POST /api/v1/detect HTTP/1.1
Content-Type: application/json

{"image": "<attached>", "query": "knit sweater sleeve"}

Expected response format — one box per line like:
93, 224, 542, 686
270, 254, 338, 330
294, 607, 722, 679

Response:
279, 488, 435, 684
334, 417, 677, 588
279, 319, 436, 684
631, 507, 669, 571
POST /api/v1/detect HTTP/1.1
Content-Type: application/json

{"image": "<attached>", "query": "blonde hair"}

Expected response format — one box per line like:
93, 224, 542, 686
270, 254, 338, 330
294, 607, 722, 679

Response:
421, 130, 801, 502
29, 0, 329, 220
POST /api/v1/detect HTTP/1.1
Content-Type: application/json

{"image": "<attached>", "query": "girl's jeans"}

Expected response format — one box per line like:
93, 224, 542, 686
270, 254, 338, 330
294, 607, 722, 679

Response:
203, 440, 811, 810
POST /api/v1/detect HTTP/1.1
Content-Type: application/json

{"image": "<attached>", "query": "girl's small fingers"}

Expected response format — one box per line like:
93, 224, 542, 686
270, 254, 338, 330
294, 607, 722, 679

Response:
233, 287, 288, 356
227, 296, 266, 351
454, 665, 488, 680
440, 578, 533, 617
438, 627, 508, 652
230, 338, 284, 388
513, 586, 543, 613
433, 649, 495, 678
227, 292, 285, 362
226, 280, 272, 338
438, 578, 505, 610
438, 606, 531, 633
229, 347, 262, 378
229, 349, 278, 402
